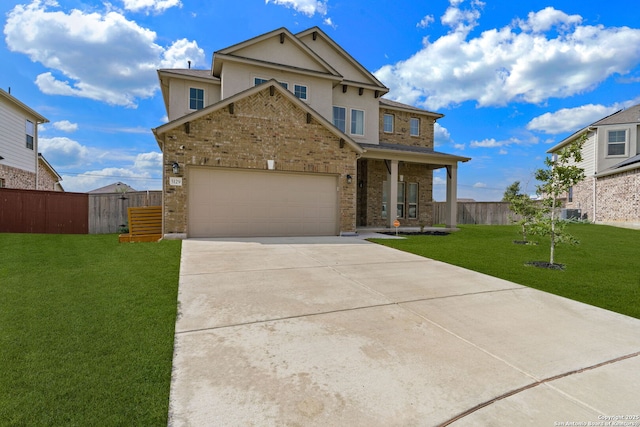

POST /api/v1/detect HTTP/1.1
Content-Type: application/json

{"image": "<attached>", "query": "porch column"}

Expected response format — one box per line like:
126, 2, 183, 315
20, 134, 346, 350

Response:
445, 163, 458, 228
387, 160, 399, 228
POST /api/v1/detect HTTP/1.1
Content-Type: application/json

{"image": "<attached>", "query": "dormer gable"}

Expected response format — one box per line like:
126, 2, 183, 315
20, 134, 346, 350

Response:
212, 27, 342, 81
296, 27, 389, 94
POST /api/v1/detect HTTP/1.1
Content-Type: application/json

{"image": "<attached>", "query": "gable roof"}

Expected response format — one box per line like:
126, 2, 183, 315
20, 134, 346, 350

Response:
153, 79, 363, 154
88, 181, 136, 194
379, 98, 444, 119
212, 27, 342, 81
592, 103, 640, 126
0, 89, 49, 123
296, 27, 388, 92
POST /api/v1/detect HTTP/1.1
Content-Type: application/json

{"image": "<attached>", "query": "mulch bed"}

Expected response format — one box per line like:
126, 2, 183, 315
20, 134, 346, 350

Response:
381, 231, 450, 236
525, 261, 565, 270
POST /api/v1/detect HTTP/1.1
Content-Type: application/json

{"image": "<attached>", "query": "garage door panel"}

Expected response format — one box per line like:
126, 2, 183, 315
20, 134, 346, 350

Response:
188, 168, 338, 237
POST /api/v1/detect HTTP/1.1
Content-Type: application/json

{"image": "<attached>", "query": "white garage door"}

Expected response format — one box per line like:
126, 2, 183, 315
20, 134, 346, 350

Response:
188, 168, 339, 237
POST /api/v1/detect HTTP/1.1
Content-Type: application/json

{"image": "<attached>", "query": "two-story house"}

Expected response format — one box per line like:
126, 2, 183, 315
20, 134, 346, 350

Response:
153, 27, 469, 238
0, 88, 63, 191
548, 103, 640, 228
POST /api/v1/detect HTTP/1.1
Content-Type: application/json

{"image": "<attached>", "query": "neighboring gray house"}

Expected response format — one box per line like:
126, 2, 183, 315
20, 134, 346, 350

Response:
153, 27, 470, 238
0, 88, 62, 191
548, 103, 640, 228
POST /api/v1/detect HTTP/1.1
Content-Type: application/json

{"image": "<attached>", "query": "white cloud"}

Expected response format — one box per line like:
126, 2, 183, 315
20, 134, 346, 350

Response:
526, 97, 640, 134
434, 122, 452, 147
39, 137, 89, 167
454, 143, 466, 150
526, 104, 619, 134
265, 0, 327, 16
122, 0, 182, 14
473, 182, 487, 188
323, 17, 336, 29
4, 1, 204, 107
499, 148, 508, 155
417, 15, 434, 29
134, 151, 162, 170
52, 120, 78, 132
375, 5, 640, 110
470, 136, 527, 148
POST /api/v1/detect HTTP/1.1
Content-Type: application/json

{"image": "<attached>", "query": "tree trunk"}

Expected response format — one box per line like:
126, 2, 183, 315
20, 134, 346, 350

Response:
550, 195, 556, 265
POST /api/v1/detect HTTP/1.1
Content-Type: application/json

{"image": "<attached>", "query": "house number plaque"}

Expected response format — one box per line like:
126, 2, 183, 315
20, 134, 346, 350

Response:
170, 177, 183, 186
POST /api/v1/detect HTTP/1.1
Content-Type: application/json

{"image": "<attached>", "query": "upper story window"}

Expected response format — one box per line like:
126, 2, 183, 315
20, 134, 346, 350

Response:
333, 106, 346, 132
410, 118, 420, 136
25, 120, 34, 150
383, 114, 394, 133
189, 88, 204, 110
294, 84, 307, 100
279, 82, 288, 90
351, 109, 364, 136
607, 130, 626, 156
254, 78, 268, 86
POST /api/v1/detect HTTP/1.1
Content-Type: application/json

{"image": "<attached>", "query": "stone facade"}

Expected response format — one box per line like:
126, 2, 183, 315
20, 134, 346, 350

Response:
379, 107, 435, 148
596, 168, 640, 226
0, 164, 36, 189
565, 177, 594, 220
162, 87, 358, 236
357, 159, 433, 227
38, 162, 61, 191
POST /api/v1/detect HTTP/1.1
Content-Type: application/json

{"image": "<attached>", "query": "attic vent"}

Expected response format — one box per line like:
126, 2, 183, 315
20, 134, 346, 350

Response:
280, 33, 285, 44
313, 31, 317, 40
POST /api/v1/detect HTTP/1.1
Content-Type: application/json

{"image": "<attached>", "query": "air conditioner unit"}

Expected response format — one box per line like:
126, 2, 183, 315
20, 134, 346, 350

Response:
560, 208, 581, 220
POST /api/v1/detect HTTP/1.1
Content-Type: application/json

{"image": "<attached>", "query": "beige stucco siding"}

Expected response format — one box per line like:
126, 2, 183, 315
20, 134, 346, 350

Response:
233, 36, 329, 74
219, 62, 334, 119
162, 87, 358, 236
596, 124, 639, 173
167, 79, 221, 121
332, 87, 380, 144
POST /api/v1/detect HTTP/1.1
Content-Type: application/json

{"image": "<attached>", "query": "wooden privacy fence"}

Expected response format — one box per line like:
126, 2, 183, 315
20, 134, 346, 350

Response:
118, 206, 162, 243
89, 191, 162, 234
432, 202, 519, 225
0, 188, 88, 234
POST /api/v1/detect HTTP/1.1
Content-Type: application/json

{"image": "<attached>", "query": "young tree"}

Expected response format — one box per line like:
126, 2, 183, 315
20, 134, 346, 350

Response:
531, 135, 586, 266
503, 181, 538, 243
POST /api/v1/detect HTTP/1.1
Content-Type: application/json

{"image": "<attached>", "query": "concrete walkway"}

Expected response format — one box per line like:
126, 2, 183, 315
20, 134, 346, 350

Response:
168, 236, 640, 426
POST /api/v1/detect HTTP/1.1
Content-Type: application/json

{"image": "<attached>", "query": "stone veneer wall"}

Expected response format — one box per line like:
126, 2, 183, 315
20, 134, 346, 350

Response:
596, 168, 640, 225
359, 159, 433, 227
564, 176, 594, 221
0, 164, 36, 189
37, 163, 61, 191
379, 107, 435, 148
162, 87, 358, 236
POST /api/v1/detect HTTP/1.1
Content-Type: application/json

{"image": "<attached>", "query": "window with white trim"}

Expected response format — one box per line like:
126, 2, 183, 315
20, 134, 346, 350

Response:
26, 120, 34, 150
294, 84, 307, 100
189, 88, 204, 110
383, 114, 394, 133
0, 178, 5, 188
607, 130, 626, 156
333, 106, 346, 132
279, 82, 288, 90
408, 183, 418, 219
410, 118, 420, 136
351, 109, 364, 136
254, 77, 268, 86
397, 182, 405, 218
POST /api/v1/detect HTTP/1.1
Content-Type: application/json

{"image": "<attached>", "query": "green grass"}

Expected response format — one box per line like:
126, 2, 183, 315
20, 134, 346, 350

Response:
0, 234, 182, 426
371, 224, 640, 319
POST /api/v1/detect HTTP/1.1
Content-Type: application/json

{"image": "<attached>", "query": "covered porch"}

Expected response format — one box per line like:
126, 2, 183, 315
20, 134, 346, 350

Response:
356, 143, 470, 230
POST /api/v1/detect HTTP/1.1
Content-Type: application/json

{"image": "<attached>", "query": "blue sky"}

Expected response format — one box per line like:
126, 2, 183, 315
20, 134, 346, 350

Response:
2, 0, 640, 200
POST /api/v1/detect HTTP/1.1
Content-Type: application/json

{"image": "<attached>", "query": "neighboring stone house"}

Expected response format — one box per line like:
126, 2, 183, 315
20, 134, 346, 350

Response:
0, 88, 62, 191
548, 103, 640, 229
153, 27, 470, 238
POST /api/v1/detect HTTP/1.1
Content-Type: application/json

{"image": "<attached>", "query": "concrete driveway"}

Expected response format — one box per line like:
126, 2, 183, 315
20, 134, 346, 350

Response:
168, 236, 640, 426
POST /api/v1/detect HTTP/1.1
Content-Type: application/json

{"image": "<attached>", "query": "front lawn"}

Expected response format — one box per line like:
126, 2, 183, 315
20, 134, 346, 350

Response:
0, 234, 181, 425
371, 224, 640, 319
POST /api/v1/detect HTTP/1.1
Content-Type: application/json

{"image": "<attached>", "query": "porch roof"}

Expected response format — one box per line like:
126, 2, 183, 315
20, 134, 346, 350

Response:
359, 142, 470, 166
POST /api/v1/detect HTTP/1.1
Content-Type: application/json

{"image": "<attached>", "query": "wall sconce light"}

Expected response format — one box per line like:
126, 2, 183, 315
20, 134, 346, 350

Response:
346, 174, 353, 184
172, 162, 180, 174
